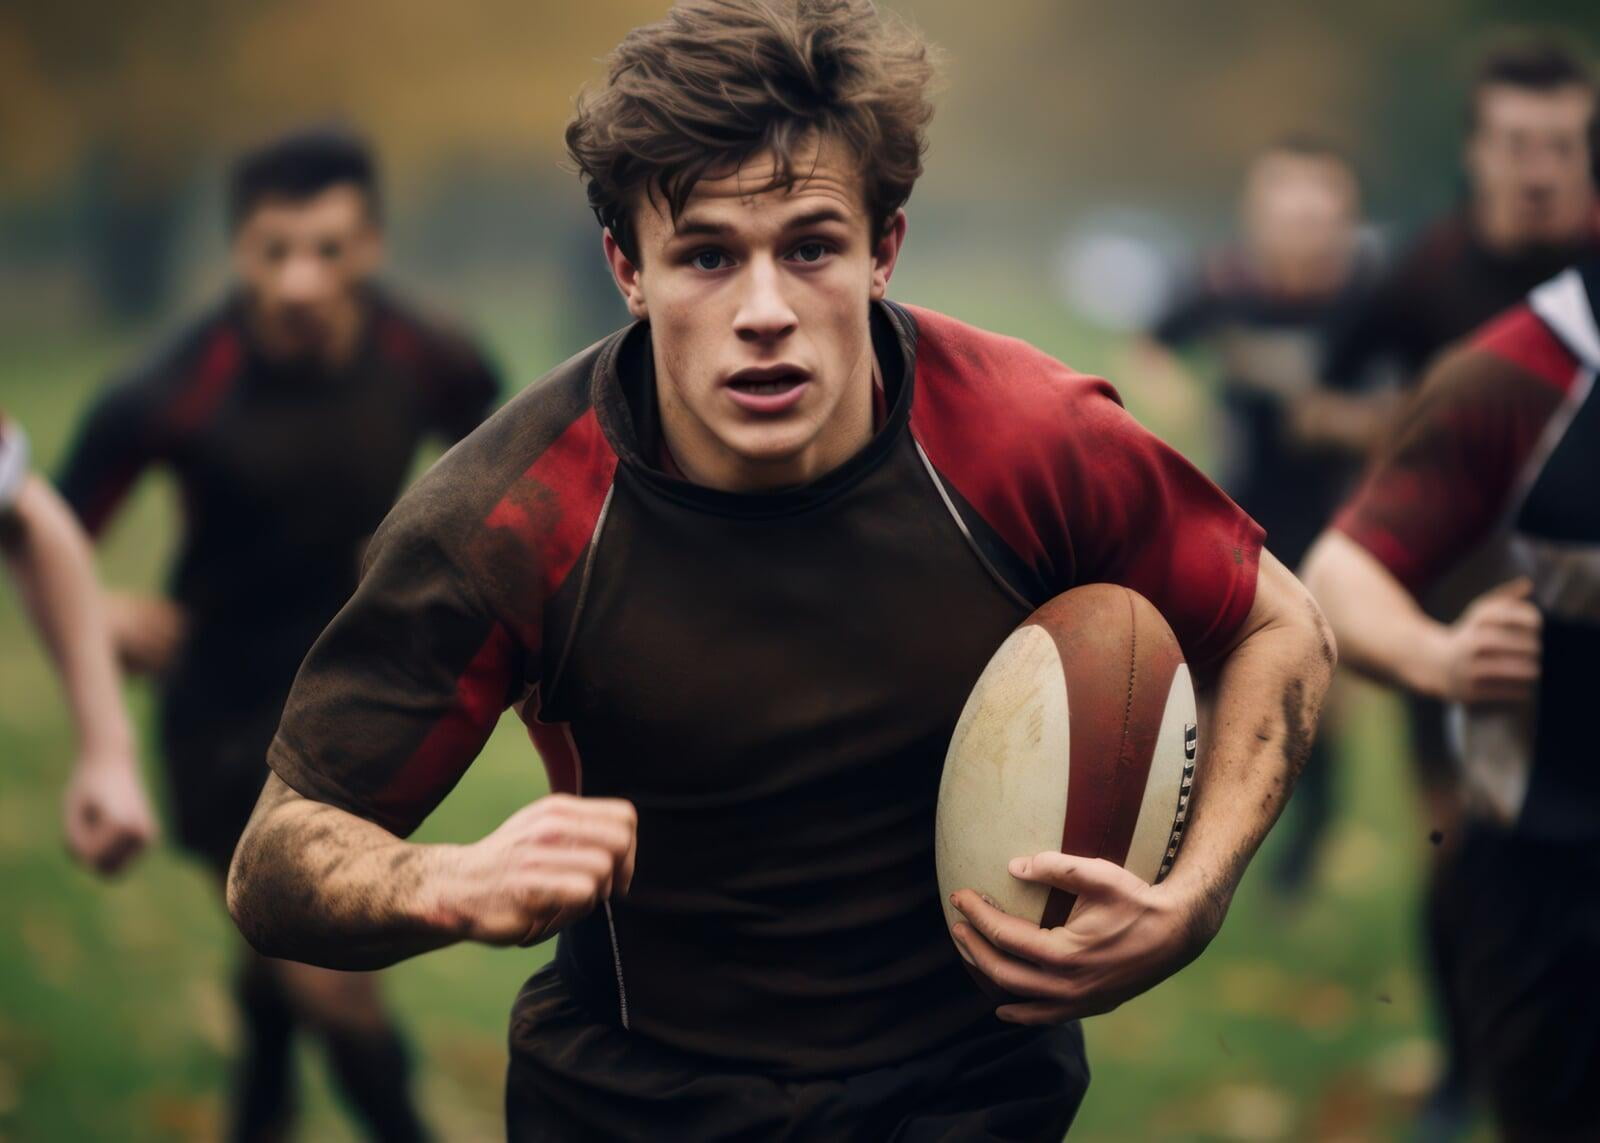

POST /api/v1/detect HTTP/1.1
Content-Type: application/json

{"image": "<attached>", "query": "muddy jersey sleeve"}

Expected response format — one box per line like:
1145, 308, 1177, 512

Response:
268, 484, 523, 836
1063, 384, 1264, 667
1334, 307, 1573, 595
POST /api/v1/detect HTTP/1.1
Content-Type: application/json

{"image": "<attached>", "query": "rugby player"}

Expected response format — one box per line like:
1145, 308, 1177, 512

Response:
58, 128, 502, 1142
1317, 42, 1597, 1130
1303, 259, 1600, 1140
228, 4, 1333, 1138
1, 413, 154, 875
1138, 137, 1377, 894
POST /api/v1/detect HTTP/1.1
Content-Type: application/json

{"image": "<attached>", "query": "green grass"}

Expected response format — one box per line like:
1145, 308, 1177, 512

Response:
0, 268, 1475, 1140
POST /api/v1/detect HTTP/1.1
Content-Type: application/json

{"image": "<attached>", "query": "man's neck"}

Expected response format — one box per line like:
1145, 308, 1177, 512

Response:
1472, 198, 1597, 260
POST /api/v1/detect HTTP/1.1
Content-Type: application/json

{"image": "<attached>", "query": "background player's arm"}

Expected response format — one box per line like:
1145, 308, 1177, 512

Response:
57, 372, 187, 675
1303, 535, 1539, 704
1302, 329, 1562, 704
2, 472, 156, 875
952, 552, 1334, 1022
229, 776, 636, 971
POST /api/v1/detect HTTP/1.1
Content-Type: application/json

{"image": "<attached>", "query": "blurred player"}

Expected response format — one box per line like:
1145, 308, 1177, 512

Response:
226, 4, 1333, 1139
1304, 258, 1600, 1140
1137, 137, 1377, 894
1318, 40, 1597, 1132
1, 414, 155, 875
57, 128, 501, 1142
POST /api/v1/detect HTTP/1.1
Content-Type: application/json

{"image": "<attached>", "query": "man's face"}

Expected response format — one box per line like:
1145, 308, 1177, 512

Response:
1467, 84, 1595, 249
1243, 152, 1360, 298
231, 184, 382, 360
605, 140, 904, 492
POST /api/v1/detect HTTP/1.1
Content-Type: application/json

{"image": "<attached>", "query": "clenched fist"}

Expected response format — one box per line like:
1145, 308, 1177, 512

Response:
1434, 577, 1542, 704
444, 794, 638, 947
64, 749, 158, 876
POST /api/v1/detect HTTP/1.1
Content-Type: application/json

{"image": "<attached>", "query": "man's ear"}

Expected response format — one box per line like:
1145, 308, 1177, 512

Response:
870, 210, 908, 301
604, 231, 649, 321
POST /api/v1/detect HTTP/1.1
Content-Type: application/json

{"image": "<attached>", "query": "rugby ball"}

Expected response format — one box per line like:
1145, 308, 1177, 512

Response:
935, 584, 1198, 935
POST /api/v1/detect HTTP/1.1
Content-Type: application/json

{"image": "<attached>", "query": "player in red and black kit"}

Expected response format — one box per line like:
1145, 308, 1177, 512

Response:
1315, 42, 1598, 1132
1306, 259, 1600, 1139
57, 129, 501, 1142
227, 6, 1333, 1140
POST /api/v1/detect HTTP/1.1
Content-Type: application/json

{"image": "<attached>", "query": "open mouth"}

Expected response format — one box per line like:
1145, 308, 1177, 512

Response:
725, 366, 813, 413
731, 376, 806, 396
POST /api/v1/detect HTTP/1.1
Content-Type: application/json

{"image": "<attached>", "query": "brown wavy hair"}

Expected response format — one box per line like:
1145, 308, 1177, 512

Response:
565, 0, 939, 264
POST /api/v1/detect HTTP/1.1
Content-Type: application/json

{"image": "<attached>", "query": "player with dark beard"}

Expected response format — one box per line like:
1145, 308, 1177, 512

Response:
57, 129, 501, 1142
1305, 258, 1600, 1140
227, 5, 1333, 1139
1316, 42, 1597, 1134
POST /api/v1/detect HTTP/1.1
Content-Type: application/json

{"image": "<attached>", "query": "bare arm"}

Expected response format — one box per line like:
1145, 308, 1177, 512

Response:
1157, 550, 1335, 936
1301, 530, 1539, 704
2, 475, 155, 874
227, 774, 637, 971
950, 552, 1335, 1021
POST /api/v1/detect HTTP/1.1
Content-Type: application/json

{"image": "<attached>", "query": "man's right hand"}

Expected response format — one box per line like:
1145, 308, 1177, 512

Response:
64, 749, 159, 876
1429, 577, 1542, 704
105, 592, 187, 676
443, 794, 638, 947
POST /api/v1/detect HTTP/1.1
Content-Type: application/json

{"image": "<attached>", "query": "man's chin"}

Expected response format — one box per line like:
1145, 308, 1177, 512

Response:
714, 428, 828, 488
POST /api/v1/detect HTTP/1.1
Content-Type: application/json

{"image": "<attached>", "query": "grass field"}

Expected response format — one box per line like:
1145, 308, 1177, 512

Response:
0, 263, 1482, 1141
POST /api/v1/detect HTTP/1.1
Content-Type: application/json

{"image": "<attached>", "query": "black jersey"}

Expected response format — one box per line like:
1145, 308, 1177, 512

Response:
270, 301, 1262, 1077
1153, 247, 1379, 565
58, 286, 501, 718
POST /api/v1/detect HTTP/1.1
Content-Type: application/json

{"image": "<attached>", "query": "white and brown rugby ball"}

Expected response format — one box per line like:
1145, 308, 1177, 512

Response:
935, 583, 1198, 935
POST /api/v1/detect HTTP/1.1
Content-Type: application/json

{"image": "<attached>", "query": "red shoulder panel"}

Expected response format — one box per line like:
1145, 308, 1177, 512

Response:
1474, 304, 1581, 394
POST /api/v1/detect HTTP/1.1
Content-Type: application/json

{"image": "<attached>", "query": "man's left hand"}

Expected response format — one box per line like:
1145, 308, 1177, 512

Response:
948, 852, 1217, 1025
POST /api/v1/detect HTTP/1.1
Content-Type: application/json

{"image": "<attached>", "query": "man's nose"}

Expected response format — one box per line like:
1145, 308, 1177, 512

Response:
732, 256, 798, 344
278, 252, 329, 305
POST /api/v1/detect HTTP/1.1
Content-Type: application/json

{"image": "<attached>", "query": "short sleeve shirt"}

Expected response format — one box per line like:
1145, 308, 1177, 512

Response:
270, 301, 1262, 1076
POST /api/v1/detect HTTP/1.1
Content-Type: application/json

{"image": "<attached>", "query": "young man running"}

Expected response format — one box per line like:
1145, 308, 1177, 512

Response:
1304, 259, 1600, 1140
58, 129, 501, 1142
229, 4, 1333, 1139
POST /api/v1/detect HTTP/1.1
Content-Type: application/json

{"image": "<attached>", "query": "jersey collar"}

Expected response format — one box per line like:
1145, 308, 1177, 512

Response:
590, 300, 920, 519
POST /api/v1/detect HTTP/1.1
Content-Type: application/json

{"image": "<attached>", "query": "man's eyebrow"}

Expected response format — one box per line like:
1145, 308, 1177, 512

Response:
782, 207, 851, 230
671, 216, 732, 239
669, 206, 853, 241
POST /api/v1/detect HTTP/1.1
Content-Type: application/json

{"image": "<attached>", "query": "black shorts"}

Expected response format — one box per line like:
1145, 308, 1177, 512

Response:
1433, 826, 1600, 1135
159, 695, 284, 873
1403, 693, 1455, 792
505, 968, 1089, 1142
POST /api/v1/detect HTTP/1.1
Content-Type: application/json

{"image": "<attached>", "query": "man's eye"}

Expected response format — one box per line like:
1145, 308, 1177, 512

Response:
319, 241, 344, 261
693, 250, 728, 271
791, 242, 829, 263
264, 242, 288, 263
